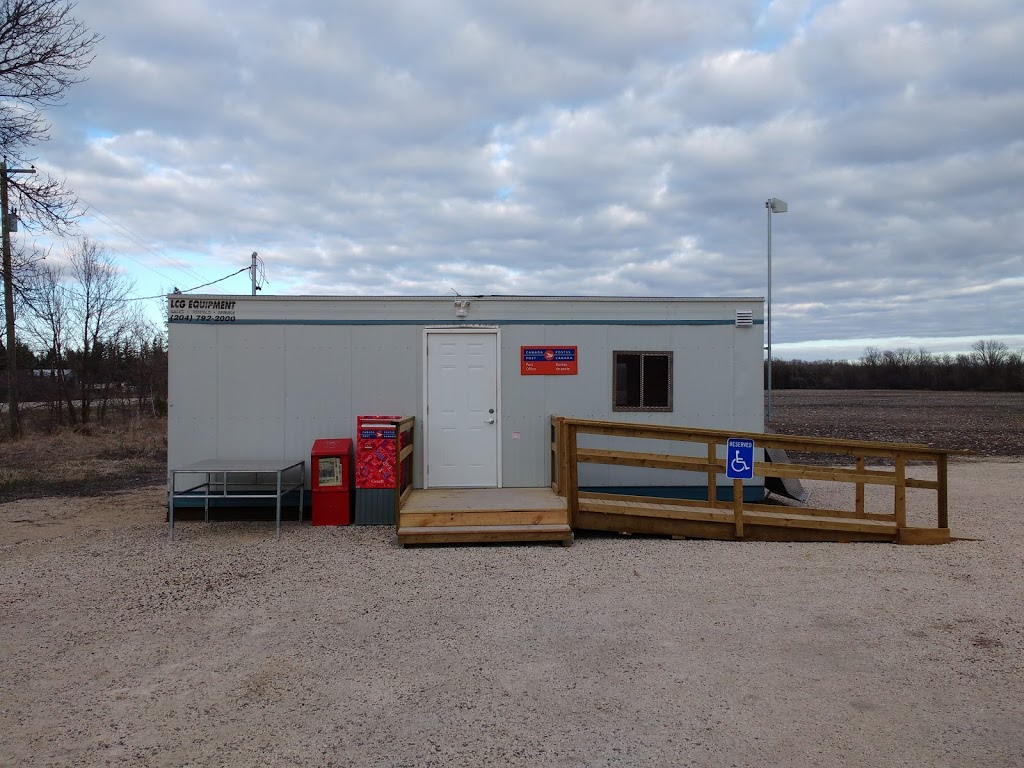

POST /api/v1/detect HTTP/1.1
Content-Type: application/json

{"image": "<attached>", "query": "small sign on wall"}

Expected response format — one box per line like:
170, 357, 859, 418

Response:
521, 346, 578, 375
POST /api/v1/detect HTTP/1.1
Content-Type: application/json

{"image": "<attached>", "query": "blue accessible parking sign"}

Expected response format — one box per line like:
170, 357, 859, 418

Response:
726, 438, 755, 479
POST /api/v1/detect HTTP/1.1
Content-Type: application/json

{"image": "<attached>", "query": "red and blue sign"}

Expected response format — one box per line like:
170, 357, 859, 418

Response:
521, 346, 578, 375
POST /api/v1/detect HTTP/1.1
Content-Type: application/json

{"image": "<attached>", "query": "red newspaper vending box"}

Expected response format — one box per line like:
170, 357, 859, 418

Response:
311, 438, 352, 525
356, 415, 404, 489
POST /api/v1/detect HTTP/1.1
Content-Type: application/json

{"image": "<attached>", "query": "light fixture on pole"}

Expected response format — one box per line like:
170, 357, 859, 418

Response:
765, 197, 787, 422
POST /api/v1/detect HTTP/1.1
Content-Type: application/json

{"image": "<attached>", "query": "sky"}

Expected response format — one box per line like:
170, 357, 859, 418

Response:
11, 0, 1024, 360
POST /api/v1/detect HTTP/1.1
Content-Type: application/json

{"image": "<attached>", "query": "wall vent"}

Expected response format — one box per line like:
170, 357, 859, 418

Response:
735, 310, 753, 327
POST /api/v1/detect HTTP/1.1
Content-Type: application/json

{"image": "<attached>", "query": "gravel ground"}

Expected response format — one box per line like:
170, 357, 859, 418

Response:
1, 460, 1022, 767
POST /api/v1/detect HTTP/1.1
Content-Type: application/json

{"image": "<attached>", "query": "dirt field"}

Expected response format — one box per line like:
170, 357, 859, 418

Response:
770, 390, 1024, 458
1, 392, 1022, 766
0, 414, 166, 502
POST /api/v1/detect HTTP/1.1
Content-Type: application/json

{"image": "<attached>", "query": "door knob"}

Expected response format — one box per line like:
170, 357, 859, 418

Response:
486, 418, 495, 424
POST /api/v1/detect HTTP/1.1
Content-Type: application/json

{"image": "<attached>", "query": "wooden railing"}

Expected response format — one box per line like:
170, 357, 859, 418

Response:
392, 417, 416, 522
551, 416, 962, 541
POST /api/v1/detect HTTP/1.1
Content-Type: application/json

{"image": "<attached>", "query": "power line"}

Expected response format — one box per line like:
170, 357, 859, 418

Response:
78, 198, 210, 285
75, 196, 243, 300
126, 266, 252, 301
71, 195, 256, 301
19, 191, 253, 303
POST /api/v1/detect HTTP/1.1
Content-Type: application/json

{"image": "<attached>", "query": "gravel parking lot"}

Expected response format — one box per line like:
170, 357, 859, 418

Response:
1, 456, 1022, 767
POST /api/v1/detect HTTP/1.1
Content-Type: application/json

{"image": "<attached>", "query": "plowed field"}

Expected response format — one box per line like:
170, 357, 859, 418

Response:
769, 390, 1023, 459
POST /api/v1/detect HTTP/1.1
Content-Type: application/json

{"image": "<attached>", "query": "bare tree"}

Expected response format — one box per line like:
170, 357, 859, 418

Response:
0, 235, 46, 428
1, 0, 98, 437
68, 239, 142, 425
20, 255, 77, 421
971, 339, 1010, 390
971, 339, 1009, 369
0, 236, 45, 330
23, 238, 145, 426
1, 0, 100, 155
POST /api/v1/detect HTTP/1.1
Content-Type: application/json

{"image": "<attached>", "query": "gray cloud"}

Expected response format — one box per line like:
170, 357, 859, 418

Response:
16, 0, 1023, 360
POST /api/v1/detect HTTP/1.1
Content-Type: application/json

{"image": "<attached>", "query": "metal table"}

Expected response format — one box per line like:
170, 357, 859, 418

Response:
169, 459, 305, 541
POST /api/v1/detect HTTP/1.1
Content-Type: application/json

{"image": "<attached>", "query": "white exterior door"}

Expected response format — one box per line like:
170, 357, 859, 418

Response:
426, 331, 499, 488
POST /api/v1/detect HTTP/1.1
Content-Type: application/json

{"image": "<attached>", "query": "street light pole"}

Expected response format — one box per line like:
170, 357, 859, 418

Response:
765, 197, 787, 423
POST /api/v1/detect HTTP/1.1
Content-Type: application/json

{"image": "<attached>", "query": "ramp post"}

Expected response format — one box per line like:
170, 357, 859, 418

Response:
566, 422, 580, 528
855, 456, 865, 516
707, 442, 717, 507
937, 454, 948, 529
732, 478, 744, 538
894, 455, 907, 529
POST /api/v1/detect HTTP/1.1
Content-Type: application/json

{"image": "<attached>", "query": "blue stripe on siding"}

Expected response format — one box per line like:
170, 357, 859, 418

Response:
172, 318, 763, 326
170, 485, 764, 509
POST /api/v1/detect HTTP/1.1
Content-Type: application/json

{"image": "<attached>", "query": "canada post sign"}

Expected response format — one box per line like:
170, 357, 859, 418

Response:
521, 346, 578, 376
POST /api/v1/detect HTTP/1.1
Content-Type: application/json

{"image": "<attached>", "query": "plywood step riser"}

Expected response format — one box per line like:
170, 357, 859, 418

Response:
398, 523, 574, 545
400, 509, 569, 527
400, 532, 572, 544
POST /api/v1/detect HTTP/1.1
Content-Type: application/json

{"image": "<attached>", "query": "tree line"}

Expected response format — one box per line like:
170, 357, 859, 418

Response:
770, 340, 1024, 391
1, 237, 168, 428
0, 330, 168, 421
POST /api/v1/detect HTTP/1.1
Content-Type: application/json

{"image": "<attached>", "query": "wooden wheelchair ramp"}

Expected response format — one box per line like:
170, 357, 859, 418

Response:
553, 417, 959, 545
397, 487, 573, 546
384, 415, 957, 547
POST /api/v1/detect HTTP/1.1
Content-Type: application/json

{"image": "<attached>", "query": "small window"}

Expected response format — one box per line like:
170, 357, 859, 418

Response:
613, 351, 673, 411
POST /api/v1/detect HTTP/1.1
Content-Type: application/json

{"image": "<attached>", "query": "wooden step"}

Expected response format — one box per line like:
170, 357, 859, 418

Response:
400, 508, 568, 527
398, 523, 574, 546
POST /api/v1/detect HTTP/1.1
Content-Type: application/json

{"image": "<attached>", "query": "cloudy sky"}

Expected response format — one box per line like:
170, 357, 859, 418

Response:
15, 0, 1024, 359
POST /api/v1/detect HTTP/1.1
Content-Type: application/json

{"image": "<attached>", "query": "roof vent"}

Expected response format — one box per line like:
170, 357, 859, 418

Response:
735, 310, 753, 327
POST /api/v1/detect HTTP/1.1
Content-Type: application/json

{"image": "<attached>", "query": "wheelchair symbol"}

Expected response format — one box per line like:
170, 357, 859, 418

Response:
730, 451, 750, 475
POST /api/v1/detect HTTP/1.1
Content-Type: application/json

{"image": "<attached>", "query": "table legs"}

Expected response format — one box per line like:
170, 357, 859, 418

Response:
275, 470, 282, 540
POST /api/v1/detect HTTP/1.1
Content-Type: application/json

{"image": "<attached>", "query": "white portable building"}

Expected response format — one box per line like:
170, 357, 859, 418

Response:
167, 295, 764, 501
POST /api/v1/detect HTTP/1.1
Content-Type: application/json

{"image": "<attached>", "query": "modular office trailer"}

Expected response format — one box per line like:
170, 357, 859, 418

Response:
167, 295, 765, 501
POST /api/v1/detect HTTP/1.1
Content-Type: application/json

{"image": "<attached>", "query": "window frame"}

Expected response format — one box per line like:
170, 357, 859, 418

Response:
612, 350, 674, 412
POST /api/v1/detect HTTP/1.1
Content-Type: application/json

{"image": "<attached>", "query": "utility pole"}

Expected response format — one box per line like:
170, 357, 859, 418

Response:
251, 251, 258, 296
1, 159, 37, 439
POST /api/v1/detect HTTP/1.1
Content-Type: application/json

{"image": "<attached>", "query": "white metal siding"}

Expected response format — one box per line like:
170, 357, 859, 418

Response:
282, 326, 354, 483
167, 325, 219, 487
167, 296, 764, 492
216, 326, 286, 459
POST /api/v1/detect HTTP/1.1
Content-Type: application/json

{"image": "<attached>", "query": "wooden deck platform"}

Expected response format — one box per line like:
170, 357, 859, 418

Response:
397, 487, 574, 546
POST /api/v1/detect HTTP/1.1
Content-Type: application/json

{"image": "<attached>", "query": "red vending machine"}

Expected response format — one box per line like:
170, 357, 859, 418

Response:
311, 438, 353, 526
